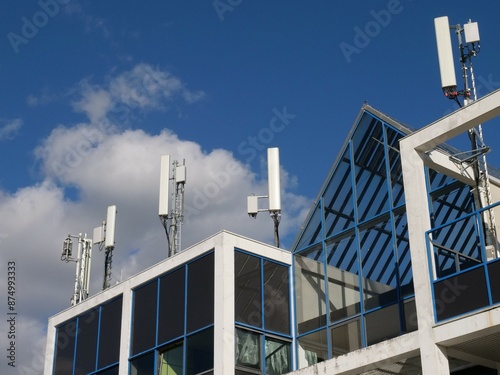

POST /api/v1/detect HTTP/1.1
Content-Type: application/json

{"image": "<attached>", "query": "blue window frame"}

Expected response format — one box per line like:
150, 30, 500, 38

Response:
52, 296, 123, 375
129, 251, 215, 374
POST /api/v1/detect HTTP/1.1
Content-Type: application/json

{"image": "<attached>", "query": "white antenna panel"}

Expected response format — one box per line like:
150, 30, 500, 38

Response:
159, 155, 171, 217
93, 226, 104, 244
464, 22, 480, 44
176, 165, 186, 183
434, 16, 457, 89
105, 205, 116, 248
267, 147, 281, 212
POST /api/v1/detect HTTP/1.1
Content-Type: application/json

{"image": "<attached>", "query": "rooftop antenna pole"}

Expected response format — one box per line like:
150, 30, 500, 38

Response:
61, 233, 92, 306
435, 17, 499, 259
159, 155, 186, 257
247, 147, 282, 248
93, 205, 117, 290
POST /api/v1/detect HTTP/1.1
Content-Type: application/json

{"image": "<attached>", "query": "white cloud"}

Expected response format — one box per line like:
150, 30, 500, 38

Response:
0, 121, 310, 372
72, 64, 205, 123
0, 118, 22, 140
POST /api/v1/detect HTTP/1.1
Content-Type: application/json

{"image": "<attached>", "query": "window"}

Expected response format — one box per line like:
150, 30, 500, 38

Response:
235, 251, 290, 334
131, 281, 158, 355
235, 328, 290, 375
159, 342, 183, 375
297, 329, 327, 369
158, 268, 185, 344
294, 246, 326, 335
53, 296, 123, 375
187, 253, 214, 333
53, 320, 77, 375
331, 319, 361, 357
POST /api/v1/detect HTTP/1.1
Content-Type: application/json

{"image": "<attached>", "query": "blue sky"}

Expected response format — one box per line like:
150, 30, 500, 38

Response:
2, 1, 500, 373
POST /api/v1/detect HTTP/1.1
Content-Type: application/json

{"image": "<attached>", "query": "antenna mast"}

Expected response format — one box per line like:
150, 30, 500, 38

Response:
93, 205, 117, 290
247, 147, 282, 247
434, 17, 499, 259
61, 233, 92, 306
159, 155, 186, 257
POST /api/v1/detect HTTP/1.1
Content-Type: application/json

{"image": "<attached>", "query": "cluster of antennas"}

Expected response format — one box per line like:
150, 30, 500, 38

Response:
434, 16, 480, 105
61, 148, 281, 306
60, 205, 117, 306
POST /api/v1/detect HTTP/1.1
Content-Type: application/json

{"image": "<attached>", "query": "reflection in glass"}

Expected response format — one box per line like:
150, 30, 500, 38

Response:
297, 329, 328, 369
359, 217, 398, 311
326, 232, 361, 322
331, 319, 362, 357
295, 245, 326, 334
263, 260, 290, 334
265, 338, 290, 375
365, 304, 400, 346
235, 329, 260, 369
235, 252, 262, 328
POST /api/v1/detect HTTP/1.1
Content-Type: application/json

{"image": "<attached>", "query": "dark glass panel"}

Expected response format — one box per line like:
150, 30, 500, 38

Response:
263, 261, 290, 334
323, 148, 355, 238
75, 309, 99, 375
403, 299, 418, 333
295, 204, 322, 251
186, 327, 214, 375
359, 216, 398, 310
235, 328, 260, 370
352, 114, 389, 221
385, 126, 405, 208
235, 252, 262, 328
297, 329, 328, 369
265, 338, 290, 375
132, 281, 158, 355
130, 352, 155, 375
365, 304, 401, 346
98, 297, 123, 368
159, 268, 185, 344
187, 253, 214, 333
488, 259, 500, 303
159, 341, 183, 375
53, 320, 77, 375
294, 245, 327, 334
331, 319, 362, 357
435, 267, 489, 321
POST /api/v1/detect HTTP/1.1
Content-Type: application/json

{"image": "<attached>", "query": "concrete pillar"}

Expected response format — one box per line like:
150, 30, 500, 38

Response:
213, 233, 235, 374
400, 143, 450, 375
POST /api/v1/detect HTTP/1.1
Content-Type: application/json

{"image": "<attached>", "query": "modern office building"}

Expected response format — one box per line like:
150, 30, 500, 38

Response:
44, 91, 500, 375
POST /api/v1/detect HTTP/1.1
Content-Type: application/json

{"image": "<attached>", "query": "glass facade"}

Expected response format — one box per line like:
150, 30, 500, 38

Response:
129, 251, 214, 375
53, 296, 122, 375
234, 250, 292, 375
293, 110, 416, 368
49, 105, 500, 375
